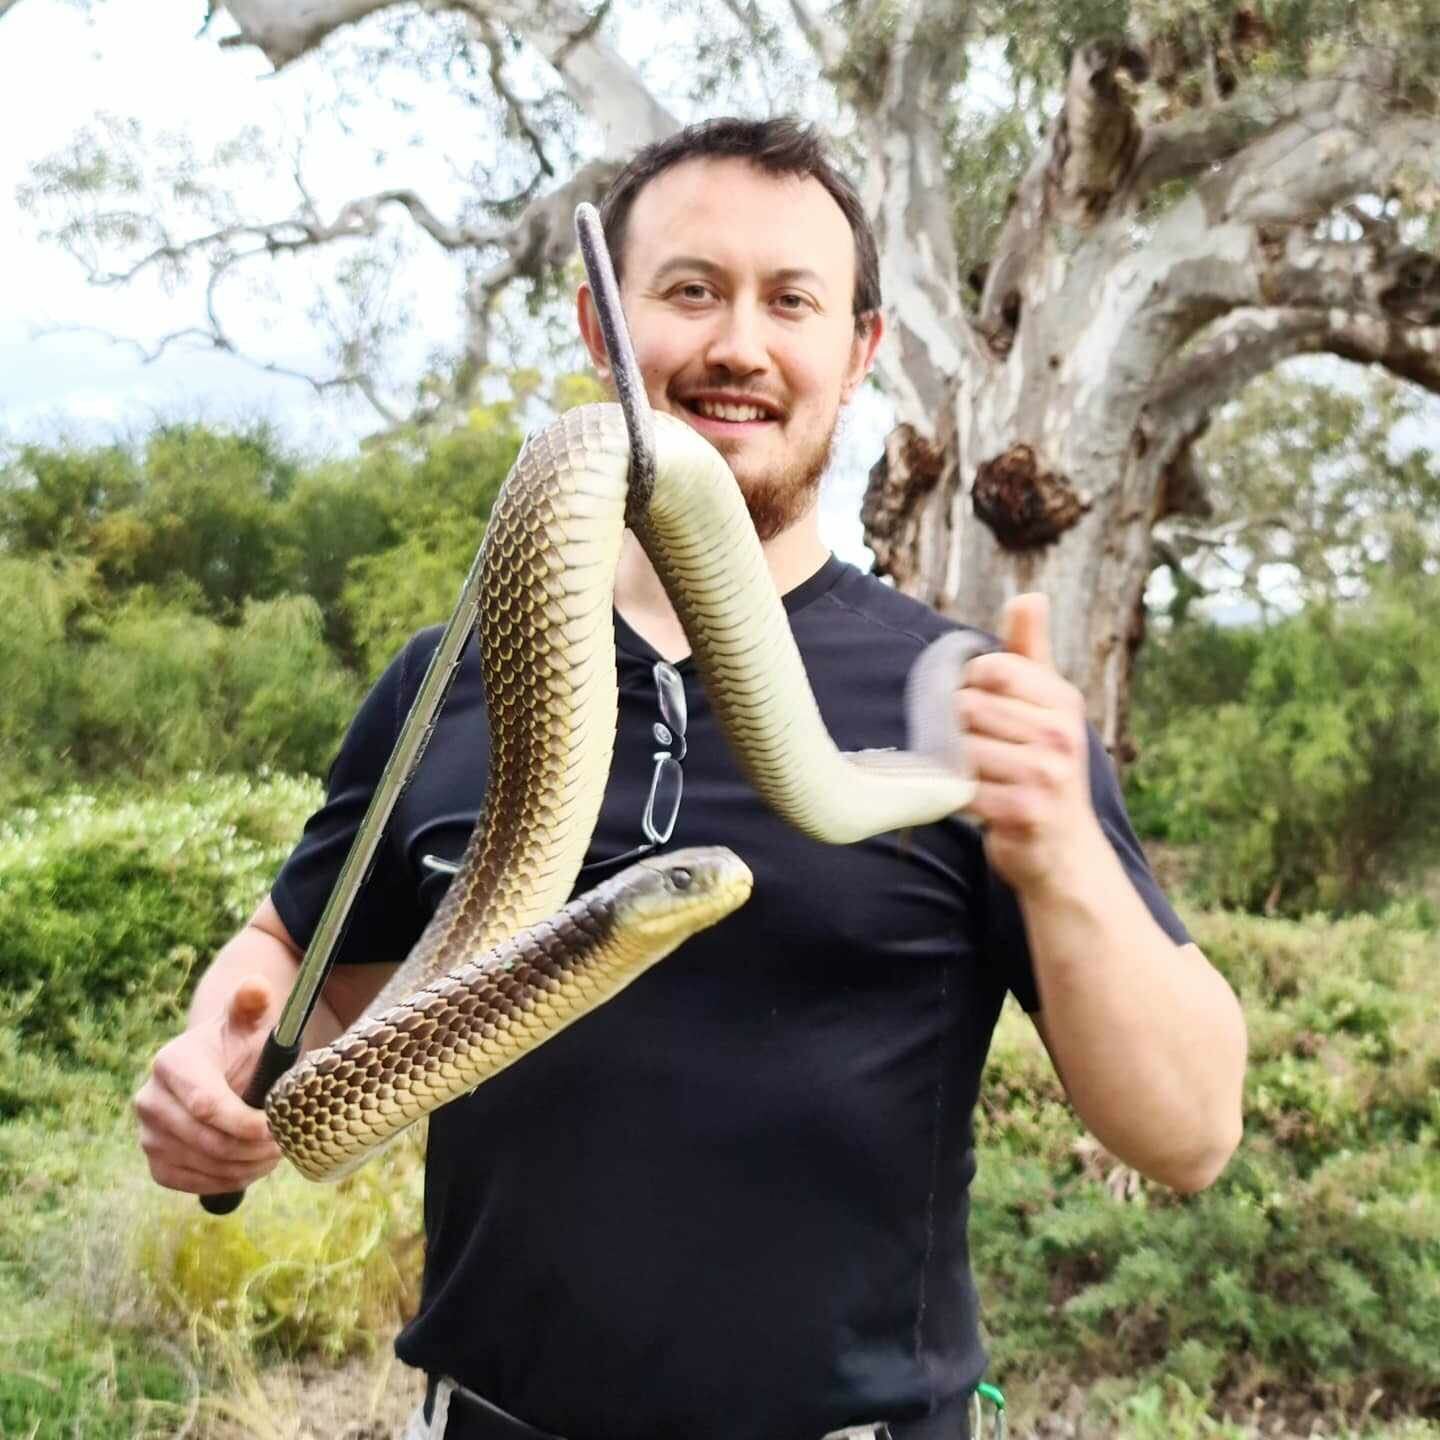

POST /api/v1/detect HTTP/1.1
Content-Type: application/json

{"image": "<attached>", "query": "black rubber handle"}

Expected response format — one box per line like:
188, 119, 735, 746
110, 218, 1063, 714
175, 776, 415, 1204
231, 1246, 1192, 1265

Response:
200, 1030, 302, 1216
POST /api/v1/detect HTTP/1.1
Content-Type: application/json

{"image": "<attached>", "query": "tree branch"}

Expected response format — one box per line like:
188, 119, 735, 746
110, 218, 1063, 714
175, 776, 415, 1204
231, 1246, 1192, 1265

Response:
1147, 306, 1440, 447
488, 0, 678, 153
219, 1, 678, 155
978, 41, 1146, 351
36, 320, 405, 426
1257, 229, 1440, 326
1135, 203, 1440, 354
459, 156, 621, 378
78, 188, 506, 290
1133, 87, 1294, 198
1200, 85, 1435, 235
782, 0, 844, 73
1130, 54, 1401, 202
851, 0, 981, 424
472, 14, 555, 182
218, 0, 396, 68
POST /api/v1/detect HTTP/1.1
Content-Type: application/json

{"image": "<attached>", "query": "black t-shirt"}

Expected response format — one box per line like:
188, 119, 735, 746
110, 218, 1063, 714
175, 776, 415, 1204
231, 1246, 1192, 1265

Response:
273, 555, 1189, 1440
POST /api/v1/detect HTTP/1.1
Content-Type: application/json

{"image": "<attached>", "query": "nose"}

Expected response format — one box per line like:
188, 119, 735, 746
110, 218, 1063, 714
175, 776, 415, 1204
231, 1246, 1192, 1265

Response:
703, 300, 769, 378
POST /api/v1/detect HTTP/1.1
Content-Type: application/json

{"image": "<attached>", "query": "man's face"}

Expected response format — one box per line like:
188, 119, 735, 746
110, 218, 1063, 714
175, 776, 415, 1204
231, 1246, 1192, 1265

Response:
582, 157, 881, 541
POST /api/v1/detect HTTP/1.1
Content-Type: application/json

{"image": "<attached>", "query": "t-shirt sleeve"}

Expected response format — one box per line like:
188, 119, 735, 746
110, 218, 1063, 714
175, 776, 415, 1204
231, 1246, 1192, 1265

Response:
986, 724, 1192, 1013
270, 630, 438, 966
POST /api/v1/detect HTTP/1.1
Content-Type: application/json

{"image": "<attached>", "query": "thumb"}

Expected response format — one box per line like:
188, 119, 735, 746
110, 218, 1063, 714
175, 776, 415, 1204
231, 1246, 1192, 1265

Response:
1001, 592, 1053, 669
223, 976, 276, 1043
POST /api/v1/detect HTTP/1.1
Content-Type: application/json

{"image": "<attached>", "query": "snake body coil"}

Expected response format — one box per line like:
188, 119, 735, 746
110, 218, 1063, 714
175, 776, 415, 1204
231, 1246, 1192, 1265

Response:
265, 405, 978, 1180
263, 199, 984, 1181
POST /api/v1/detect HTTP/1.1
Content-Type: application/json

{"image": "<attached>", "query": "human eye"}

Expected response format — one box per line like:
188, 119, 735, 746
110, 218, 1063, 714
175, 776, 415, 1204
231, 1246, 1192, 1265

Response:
669, 280, 715, 304
774, 291, 814, 315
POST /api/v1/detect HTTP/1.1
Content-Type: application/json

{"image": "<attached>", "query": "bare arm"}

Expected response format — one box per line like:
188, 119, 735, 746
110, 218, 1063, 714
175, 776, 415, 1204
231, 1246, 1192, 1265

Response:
1023, 835, 1246, 1192
959, 593, 1246, 1195
135, 895, 397, 1195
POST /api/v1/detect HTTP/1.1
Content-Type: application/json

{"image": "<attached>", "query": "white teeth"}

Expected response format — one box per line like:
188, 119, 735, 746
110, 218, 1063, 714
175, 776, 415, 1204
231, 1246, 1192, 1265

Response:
693, 400, 770, 423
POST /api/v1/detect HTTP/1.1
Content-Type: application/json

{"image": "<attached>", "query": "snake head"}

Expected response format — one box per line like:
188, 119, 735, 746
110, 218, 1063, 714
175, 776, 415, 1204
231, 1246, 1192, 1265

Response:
614, 845, 753, 949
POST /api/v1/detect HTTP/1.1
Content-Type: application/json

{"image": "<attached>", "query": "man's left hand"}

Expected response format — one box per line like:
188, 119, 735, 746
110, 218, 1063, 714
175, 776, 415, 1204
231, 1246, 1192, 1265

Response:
957, 593, 1103, 895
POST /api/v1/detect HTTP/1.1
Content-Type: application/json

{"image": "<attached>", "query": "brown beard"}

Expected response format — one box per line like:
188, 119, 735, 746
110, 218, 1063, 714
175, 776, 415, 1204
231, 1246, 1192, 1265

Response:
732, 424, 836, 542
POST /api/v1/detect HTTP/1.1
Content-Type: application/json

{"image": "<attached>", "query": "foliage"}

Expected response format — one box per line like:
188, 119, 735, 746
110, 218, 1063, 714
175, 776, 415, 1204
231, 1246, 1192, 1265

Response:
0, 773, 319, 1065
1128, 578, 1440, 913
1176, 370, 1440, 618
975, 902, 1440, 1422
5, 778, 1439, 1432
341, 418, 517, 675
1, 774, 1438, 1431
0, 438, 141, 553
0, 569, 360, 794
0, 408, 526, 794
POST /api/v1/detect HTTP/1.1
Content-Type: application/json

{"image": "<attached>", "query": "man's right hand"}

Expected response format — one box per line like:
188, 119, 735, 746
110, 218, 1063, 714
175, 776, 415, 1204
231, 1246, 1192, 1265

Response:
134, 976, 285, 1196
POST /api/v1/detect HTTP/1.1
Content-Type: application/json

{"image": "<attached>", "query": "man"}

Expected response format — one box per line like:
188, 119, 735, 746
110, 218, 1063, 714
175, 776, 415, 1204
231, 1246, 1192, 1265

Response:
135, 118, 1246, 1440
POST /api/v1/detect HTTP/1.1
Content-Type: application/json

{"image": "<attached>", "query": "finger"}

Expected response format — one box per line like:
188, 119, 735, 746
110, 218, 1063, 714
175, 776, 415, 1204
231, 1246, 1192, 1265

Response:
137, 1077, 281, 1166
967, 779, 1047, 833
222, 977, 277, 1050
153, 1049, 275, 1146
958, 689, 1078, 753
964, 734, 1070, 793
1001, 593, 1052, 669
149, 1154, 282, 1196
963, 651, 1075, 709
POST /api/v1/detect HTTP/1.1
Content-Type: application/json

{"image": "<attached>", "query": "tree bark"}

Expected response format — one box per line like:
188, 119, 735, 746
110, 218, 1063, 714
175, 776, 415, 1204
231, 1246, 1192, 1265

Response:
862, 46, 1440, 753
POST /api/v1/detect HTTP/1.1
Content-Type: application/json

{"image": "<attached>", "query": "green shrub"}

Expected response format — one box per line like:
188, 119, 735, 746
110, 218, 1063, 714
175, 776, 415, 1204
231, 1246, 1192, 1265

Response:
111, 422, 298, 616
1, 413, 522, 789
975, 903, 1440, 1417
222, 595, 363, 776
0, 555, 94, 787
343, 514, 483, 678
1, 783, 1437, 1428
0, 440, 141, 554
0, 584, 360, 787
0, 773, 319, 1066
340, 420, 516, 676
1128, 582, 1440, 913
276, 463, 398, 658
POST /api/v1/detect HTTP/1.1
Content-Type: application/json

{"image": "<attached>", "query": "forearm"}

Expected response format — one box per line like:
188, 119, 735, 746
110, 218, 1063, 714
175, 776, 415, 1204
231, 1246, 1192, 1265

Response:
1020, 821, 1247, 1192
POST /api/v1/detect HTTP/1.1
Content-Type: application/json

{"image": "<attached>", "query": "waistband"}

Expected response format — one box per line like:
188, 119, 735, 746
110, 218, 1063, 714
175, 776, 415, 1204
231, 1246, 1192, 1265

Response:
418, 1375, 975, 1440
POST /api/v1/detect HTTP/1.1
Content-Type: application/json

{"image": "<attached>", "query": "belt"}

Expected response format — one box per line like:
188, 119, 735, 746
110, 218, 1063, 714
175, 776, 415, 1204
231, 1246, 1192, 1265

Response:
422, 1375, 974, 1440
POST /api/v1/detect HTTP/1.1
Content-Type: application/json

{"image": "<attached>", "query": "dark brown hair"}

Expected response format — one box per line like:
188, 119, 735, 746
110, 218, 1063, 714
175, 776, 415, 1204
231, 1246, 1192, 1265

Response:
598, 117, 881, 330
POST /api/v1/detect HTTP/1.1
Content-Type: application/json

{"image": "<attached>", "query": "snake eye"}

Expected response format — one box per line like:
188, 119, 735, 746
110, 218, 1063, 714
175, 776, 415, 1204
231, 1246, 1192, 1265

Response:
669, 867, 693, 891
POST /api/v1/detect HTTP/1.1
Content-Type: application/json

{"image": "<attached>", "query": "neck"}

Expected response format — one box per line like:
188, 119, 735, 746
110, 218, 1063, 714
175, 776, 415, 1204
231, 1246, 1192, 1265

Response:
615, 506, 830, 661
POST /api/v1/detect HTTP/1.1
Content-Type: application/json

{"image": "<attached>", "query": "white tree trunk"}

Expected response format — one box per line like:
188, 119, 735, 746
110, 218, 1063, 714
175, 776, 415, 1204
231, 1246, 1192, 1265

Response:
863, 43, 1440, 753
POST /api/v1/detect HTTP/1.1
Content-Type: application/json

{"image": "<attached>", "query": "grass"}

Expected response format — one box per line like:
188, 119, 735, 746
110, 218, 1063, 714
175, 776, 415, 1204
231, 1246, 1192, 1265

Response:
3, 775, 1439, 1436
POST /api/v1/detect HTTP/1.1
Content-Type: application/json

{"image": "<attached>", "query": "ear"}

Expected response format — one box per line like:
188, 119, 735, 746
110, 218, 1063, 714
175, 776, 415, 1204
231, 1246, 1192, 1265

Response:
576, 282, 612, 380
840, 310, 885, 404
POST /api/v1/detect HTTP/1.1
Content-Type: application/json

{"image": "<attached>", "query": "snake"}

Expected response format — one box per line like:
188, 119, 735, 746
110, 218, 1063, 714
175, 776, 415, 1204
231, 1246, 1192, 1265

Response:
263, 204, 986, 1182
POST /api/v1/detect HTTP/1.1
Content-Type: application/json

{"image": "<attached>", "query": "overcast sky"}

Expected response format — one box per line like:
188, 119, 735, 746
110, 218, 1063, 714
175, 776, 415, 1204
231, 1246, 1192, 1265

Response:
0, 0, 891, 562
3, 2, 336, 441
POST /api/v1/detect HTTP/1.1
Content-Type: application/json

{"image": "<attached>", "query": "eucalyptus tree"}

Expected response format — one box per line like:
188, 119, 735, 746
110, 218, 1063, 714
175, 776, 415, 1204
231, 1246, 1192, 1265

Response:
1173, 370, 1440, 621
21, 0, 1440, 746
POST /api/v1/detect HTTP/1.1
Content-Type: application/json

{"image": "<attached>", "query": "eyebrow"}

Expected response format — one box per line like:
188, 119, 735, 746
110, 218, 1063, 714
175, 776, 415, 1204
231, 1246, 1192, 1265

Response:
647, 256, 830, 293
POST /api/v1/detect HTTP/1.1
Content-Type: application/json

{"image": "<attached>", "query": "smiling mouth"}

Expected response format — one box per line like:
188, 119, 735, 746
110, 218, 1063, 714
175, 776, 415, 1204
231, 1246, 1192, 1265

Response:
681, 398, 780, 426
